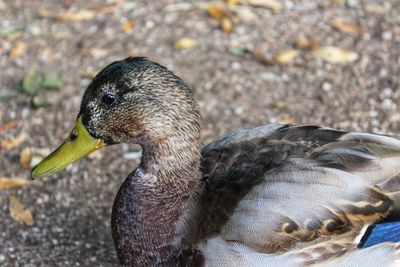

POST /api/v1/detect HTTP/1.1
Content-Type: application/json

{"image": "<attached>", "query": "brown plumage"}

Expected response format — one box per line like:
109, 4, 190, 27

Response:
34, 57, 400, 266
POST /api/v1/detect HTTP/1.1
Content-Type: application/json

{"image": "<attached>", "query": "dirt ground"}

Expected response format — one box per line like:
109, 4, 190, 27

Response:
0, 0, 399, 266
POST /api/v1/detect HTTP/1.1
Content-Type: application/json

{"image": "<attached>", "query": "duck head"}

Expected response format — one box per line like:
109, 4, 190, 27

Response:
31, 57, 200, 179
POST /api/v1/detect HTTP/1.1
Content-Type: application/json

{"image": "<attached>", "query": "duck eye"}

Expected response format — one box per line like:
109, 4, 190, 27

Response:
101, 93, 115, 105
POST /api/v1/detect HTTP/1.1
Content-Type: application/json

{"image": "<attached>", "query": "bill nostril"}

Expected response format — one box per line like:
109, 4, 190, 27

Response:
69, 130, 78, 142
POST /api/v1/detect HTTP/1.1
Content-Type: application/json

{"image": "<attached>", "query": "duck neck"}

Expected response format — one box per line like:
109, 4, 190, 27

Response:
111, 131, 203, 266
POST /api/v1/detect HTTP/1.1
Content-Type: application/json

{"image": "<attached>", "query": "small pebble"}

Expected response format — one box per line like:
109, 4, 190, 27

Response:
231, 62, 241, 70
322, 82, 332, 92
382, 31, 393, 40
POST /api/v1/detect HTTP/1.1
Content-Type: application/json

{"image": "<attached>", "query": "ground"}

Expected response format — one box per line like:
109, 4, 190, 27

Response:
0, 0, 399, 266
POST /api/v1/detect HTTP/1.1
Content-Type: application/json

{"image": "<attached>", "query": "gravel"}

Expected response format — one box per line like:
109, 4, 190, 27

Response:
0, 0, 399, 265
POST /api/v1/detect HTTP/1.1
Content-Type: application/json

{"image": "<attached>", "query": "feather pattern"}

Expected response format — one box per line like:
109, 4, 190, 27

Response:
196, 124, 400, 266
359, 222, 400, 248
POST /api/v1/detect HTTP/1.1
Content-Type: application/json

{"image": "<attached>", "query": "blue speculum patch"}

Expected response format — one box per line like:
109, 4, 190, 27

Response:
359, 222, 400, 248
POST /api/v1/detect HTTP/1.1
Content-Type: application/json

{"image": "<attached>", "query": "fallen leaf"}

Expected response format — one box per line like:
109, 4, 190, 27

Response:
249, 49, 274, 65
229, 47, 250, 56
58, 9, 96, 21
330, 20, 363, 35
206, 4, 226, 20
276, 49, 300, 64
246, 0, 283, 13
0, 27, 15, 37
89, 48, 109, 58
21, 67, 41, 95
80, 70, 99, 79
364, 4, 385, 14
0, 27, 23, 40
221, 17, 234, 33
174, 38, 198, 49
227, 0, 242, 5
331, 0, 344, 5
280, 116, 295, 124
87, 149, 104, 160
0, 120, 20, 134
312, 46, 358, 63
20, 148, 31, 169
9, 196, 34, 226
234, 6, 256, 22
0, 177, 28, 189
296, 35, 310, 49
38, 9, 95, 22
42, 75, 64, 90
122, 2, 137, 12
19, 69, 63, 96
0, 91, 18, 101
164, 2, 193, 12
1, 132, 28, 151
122, 20, 135, 32
9, 40, 27, 60
90, 1, 122, 14
31, 94, 55, 108
295, 35, 320, 50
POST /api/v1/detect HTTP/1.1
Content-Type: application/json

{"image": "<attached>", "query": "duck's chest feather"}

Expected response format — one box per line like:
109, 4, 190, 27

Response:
111, 168, 205, 266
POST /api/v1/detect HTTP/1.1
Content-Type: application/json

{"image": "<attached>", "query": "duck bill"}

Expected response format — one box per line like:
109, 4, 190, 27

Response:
31, 116, 105, 180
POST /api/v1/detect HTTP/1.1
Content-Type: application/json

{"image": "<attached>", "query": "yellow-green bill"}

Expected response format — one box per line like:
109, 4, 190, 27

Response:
31, 116, 105, 179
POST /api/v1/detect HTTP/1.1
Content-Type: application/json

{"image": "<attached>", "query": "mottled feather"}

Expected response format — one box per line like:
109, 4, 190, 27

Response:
196, 124, 400, 266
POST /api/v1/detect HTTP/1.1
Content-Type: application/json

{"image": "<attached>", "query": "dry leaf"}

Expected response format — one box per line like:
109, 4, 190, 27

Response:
9, 40, 27, 60
89, 48, 109, 58
246, 0, 283, 13
312, 46, 358, 63
330, 20, 363, 35
0, 177, 28, 189
122, 20, 135, 32
87, 149, 104, 160
296, 35, 311, 49
9, 196, 34, 226
206, 4, 226, 20
0, 27, 23, 40
57, 9, 96, 21
221, 17, 234, 33
38, 9, 95, 22
90, 1, 122, 14
7, 31, 23, 41
364, 4, 385, 14
80, 70, 99, 79
20, 148, 31, 169
276, 49, 300, 64
295, 35, 320, 50
280, 116, 295, 124
234, 6, 256, 22
331, 0, 344, 5
227, 0, 242, 5
1, 132, 28, 151
0, 120, 20, 134
174, 38, 198, 49
249, 49, 274, 66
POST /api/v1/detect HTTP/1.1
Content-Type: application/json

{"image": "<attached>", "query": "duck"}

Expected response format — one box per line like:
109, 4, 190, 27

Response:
31, 57, 400, 266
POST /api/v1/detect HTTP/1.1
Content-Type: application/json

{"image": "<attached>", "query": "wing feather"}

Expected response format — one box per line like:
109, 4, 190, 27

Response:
198, 124, 400, 264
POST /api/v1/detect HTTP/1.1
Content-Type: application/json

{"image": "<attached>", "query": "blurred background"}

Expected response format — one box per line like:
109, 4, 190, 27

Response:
0, 0, 399, 266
